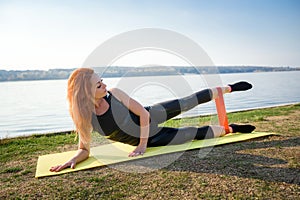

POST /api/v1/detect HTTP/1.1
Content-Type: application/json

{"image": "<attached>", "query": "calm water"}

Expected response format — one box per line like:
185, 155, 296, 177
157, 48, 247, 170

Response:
1, 71, 300, 139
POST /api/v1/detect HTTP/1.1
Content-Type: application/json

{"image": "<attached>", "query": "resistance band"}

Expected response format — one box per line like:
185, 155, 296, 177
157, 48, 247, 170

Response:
215, 87, 230, 133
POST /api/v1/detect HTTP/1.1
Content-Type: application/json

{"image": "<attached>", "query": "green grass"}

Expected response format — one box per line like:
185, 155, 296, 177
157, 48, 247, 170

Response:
165, 103, 300, 128
0, 132, 77, 163
1, 103, 299, 199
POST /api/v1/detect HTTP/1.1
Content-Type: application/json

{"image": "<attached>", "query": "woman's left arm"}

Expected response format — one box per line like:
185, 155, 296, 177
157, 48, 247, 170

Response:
110, 88, 150, 157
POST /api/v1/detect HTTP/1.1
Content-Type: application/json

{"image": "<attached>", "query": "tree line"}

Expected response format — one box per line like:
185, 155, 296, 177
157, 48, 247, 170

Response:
0, 66, 298, 82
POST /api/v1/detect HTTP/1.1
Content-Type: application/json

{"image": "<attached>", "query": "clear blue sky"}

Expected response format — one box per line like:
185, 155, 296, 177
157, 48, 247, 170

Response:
0, 0, 299, 70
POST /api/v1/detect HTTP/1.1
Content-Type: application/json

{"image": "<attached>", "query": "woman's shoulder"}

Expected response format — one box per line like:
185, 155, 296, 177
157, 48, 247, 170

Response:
109, 87, 123, 94
109, 88, 130, 104
109, 88, 127, 98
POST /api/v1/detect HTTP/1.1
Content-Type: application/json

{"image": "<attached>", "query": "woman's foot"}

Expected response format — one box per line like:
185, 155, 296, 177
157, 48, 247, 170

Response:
229, 124, 256, 133
229, 81, 252, 92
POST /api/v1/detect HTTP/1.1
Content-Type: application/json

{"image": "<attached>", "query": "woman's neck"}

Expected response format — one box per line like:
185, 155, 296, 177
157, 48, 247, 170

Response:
94, 97, 109, 116
95, 98, 104, 108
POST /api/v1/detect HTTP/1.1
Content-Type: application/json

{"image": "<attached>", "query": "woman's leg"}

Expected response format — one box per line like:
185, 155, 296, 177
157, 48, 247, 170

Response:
149, 87, 231, 124
148, 123, 256, 147
148, 125, 226, 147
148, 81, 252, 124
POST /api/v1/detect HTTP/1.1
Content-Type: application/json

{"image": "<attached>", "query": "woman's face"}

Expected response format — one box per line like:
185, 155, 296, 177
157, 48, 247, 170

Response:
90, 73, 107, 99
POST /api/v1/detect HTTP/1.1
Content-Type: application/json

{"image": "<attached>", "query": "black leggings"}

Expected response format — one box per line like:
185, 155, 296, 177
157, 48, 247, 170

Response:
147, 88, 215, 147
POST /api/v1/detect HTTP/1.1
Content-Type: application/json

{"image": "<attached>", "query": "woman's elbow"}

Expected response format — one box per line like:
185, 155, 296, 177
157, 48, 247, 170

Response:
140, 110, 150, 124
142, 109, 150, 119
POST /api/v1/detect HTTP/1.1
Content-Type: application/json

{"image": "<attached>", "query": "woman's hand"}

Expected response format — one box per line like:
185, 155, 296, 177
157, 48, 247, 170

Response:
129, 143, 147, 157
50, 159, 76, 172
49, 147, 89, 172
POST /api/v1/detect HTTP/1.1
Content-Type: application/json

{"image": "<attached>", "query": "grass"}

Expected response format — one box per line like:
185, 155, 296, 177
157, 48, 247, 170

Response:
1, 103, 300, 199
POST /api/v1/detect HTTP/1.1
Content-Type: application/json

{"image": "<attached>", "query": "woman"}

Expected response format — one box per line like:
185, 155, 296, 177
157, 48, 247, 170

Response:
50, 68, 255, 172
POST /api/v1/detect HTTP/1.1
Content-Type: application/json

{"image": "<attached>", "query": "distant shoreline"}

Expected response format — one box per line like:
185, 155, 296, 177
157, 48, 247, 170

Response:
0, 66, 299, 82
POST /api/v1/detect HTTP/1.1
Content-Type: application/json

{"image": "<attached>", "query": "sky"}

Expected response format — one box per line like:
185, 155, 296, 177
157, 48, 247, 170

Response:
0, 0, 299, 70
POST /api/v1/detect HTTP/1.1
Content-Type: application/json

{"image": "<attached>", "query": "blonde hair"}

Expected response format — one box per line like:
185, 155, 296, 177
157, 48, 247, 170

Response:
67, 68, 95, 145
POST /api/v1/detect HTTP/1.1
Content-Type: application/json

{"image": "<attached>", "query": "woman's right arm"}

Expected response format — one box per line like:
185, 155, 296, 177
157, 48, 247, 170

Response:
49, 140, 90, 172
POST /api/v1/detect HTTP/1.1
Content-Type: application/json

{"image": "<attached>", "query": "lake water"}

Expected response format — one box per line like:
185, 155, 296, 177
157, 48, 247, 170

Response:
1, 71, 300, 139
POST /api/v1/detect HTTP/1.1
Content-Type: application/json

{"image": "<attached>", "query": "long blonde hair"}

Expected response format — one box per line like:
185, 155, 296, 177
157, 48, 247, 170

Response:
67, 68, 95, 145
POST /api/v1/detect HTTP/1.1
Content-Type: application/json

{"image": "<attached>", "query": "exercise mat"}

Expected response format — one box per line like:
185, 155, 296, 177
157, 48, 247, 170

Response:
35, 132, 274, 178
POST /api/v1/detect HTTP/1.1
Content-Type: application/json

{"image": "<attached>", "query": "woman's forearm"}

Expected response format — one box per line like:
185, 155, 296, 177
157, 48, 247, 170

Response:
139, 111, 150, 145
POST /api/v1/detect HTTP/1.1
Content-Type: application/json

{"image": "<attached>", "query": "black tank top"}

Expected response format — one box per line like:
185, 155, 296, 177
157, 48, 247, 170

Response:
91, 91, 141, 145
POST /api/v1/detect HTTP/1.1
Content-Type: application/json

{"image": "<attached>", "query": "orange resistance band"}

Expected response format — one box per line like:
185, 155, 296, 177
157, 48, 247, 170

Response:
215, 87, 230, 133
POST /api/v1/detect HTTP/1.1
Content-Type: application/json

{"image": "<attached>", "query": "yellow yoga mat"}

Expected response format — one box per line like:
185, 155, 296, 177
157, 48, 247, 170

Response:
35, 132, 274, 178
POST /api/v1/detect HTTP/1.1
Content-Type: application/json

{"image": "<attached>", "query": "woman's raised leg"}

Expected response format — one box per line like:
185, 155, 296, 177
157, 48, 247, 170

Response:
148, 81, 252, 124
